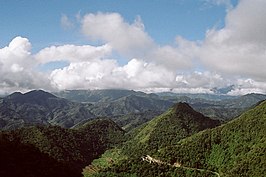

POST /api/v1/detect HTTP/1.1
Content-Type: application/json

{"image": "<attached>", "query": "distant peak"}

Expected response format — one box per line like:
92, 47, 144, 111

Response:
7, 92, 23, 99
173, 102, 192, 108
24, 90, 56, 98
172, 102, 194, 112
5, 90, 57, 103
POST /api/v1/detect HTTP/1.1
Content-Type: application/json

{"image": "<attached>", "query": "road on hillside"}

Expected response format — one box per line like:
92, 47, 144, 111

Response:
142, 155, 220, 177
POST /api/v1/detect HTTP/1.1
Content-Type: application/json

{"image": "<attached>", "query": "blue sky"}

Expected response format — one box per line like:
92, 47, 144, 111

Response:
0, 0, 235, 51
1, 0, 266, 95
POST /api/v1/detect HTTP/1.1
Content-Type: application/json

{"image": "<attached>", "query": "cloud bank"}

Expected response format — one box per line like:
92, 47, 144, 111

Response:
1, 0, 265, 95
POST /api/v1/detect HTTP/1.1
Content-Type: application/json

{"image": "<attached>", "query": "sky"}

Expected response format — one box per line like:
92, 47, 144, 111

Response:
0, 0, 266, 95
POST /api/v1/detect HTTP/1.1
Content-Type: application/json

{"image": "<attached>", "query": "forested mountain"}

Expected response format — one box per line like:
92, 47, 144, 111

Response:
89, 101, 266, 177
1, 89, 265, 177
1, 89, 265, 131
89, 94, 172, 117
156, 100, 266, 177
84, 103, 220, 176
56, 89, 266, 121
125, 103, 220, 153
55, 89, 157, 103
0, 90, 172, 130
0, 90, 95, 130
0, 118, 124, 177
164, 93, 266, 120
111, 110, 163, 132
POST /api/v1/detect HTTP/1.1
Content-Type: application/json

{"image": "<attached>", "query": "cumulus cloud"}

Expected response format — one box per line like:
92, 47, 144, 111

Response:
0, 37, 51, 94
199, 0, 266, 81
50, 58, 176, 90
81, 12, 155, 57
0, 36, 32, 70
35, 44, 112, 64
1, 1, 266, 95
81, 12, 192, 70
148, 36, 198, 70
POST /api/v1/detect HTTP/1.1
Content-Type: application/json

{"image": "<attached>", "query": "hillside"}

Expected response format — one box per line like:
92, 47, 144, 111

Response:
84, 103, 220, 176
169, 93, 266, 120
157, 100, 266, 176
0, 90, 95, 130
112, 110, 163, 132
126, 102, 220, 152
0, 118, 125, 177
57, 89, 266, 121
90, 94, 172, 117
85, 101, 266, 176
55, 89, 157, 103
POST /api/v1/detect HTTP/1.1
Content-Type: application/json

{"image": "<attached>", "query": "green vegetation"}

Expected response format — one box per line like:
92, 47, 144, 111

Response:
85, 101, 266, 176
0, 90, 95, 129
111, 110, 162, 132
85, 103, 220, 176
1, 89, 266, 176
0, 118, 125, 176
121, 103, 220, 157
157, 100, 266, 177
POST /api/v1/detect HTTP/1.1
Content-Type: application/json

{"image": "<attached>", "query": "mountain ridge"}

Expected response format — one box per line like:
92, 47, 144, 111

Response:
0, 90, 95, 130
156, 100, 266, 176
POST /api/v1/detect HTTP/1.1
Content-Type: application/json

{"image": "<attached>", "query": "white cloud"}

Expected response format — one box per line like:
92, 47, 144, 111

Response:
2, 1, 266, 95
148, 36, 198, 70
199, 0, 266, 81
81, 12, 193, 71
175, 71, 226, 88
228, 78, 266, 95
81, 12, 155, 58
50, 58, 176, 90
0, 37, 51, 94
0, 36, 32, 70
0, 37, 33, 74
35, 44, 112, 64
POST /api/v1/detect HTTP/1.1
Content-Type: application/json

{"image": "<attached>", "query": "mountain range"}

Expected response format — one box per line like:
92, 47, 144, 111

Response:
55, 89, 266, 120
1, 89, 266, 131
0, 89, 265, 176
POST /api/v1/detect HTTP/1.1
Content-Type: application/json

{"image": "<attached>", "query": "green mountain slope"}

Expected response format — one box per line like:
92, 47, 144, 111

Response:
57, 89, 266, 121
157, 100, 266, 177
158, 92, 266, 120
84, 103, 220, 176
0, 118, 125, 176
125, 103, 220, 153
0, 90, 95, 129
89, 94, 172, 117
55, 89, 157, 103
112, 110, 163, 132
